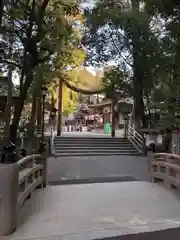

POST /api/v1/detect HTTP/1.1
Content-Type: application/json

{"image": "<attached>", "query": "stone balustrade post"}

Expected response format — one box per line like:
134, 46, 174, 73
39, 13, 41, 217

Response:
35, 155, 47, 188
0, 163, 19, 235
147, 150, 154, 174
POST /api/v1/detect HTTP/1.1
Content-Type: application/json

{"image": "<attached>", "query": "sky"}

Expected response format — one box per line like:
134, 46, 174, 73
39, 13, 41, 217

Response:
12, 66, 98, 85
86, 66, 99, 75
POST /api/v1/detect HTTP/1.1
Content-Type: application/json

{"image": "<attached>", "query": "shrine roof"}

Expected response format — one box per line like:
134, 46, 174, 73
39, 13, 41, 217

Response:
75, 108, 94, 116
88, 97, 133, 108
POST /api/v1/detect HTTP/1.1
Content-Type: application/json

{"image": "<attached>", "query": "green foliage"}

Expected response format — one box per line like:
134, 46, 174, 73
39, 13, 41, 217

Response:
3, 0, 180, 134
82, 0, 180, 128
158, 115, 180, 130
69, 67, 102, 90
0, 0, 83, 139
101, 65, 130, 96
62, 85, 77, 115
47, 67, 102, 116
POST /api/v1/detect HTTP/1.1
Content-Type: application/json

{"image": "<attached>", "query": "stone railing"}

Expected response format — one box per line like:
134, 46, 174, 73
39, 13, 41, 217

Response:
150, 153, 180, 189
0, 154, 47, 236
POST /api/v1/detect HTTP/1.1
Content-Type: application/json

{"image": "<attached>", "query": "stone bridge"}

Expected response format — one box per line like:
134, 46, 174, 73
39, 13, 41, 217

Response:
1, 151, 180, 239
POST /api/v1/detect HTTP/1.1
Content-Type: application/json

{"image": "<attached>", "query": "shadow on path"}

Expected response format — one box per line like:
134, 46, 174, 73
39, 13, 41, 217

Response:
49, 176, 139, 185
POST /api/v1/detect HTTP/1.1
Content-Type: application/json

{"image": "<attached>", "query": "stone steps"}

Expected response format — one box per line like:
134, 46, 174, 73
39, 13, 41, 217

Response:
53, 136, 140, 157
54, 146, 135, 149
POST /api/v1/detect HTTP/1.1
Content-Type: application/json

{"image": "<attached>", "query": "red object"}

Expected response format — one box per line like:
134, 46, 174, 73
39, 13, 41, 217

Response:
176, 130, 180, 134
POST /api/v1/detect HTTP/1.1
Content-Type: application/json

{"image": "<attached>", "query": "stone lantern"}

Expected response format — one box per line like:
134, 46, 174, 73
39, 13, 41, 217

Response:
119, 101, 133, 138
0, 76, 19, 137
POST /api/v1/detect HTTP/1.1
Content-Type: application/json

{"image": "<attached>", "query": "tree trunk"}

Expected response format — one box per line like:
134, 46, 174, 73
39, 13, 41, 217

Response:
29, 91, 37, 133
30, 93, 37, 125
31, 70, 44, 132
4, 52, 13, 140
111, 98, 116, 137
0, 0, 3, 26
133, 72, 146, 129
57, 77, 63, 136
37, 98, 42, 128
10, 71, 33, 142
9, 97, 25, 142
131, 0, 147, 129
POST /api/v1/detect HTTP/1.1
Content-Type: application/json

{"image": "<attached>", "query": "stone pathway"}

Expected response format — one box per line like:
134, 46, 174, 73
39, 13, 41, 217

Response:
47, 155, 149, 185
8, 182, 180, 240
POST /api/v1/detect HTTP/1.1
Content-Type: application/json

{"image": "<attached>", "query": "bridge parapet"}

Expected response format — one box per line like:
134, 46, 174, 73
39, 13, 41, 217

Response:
0, 154, 47, 236
151, 153, 180, 189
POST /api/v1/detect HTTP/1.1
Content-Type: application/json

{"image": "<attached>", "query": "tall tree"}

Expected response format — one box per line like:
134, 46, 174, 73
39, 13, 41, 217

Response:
102, 65, 131, 136
83, 0, 162, 128
0, 0, 78, 140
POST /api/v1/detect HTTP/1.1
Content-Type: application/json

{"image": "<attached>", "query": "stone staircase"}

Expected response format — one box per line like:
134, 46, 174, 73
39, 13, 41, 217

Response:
53, 136, 140, 156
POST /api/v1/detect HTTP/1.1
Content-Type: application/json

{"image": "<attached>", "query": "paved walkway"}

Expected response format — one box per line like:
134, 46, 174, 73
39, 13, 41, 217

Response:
8, 182, 180, 240
4, 132, 172, 239
5, 151, 180, 240
46, 129, 125, 137
47, 155, 149, 185
47, 129, 162, 146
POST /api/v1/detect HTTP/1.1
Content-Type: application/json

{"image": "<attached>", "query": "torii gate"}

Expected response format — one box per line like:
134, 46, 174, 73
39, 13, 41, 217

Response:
56, 74, 107, 136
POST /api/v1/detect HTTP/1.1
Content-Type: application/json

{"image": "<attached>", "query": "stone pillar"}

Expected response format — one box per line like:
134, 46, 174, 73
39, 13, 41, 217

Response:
0, 163, 19, 235
124, 115, 129, 139
150, 133, 158, 144
35, 155, 47, 188
147, 150, 154, 174
172, 131, 180, 154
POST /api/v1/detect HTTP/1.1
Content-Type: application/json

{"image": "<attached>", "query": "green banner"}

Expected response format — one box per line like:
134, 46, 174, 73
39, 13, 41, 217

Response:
105, 122, 111, 133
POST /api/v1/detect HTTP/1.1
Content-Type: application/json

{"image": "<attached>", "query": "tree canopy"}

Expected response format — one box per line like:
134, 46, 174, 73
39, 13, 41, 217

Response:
0, 0, 82, 139
2, 0, 180, 140
82, 0, 180, 129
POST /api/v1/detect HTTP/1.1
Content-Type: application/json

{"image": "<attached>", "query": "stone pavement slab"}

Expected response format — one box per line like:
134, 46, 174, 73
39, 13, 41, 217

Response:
49, 130, 124, 138
47, 155, 149, 184
7, 181, 180, 240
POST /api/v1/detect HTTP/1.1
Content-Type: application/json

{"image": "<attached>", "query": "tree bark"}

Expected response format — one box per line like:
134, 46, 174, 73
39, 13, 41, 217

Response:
8, 0, 51, 142
57, 77, 63, 136
29, 91, 37, 132
10, 71, 33, 142
30, 70, 45, 131
133, 70, 146, 129
4, 47, 13, 141
37, 98, 42, 128
131, 0, 147, 129
0, 1, 2, 27
111, 98, 116, 137
30, 93, 37, 125
9, 96, 25, 142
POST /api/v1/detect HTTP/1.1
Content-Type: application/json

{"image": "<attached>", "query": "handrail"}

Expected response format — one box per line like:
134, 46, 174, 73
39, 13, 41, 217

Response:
128, 125, 144, 141
17, 154, 45, 207
152, 152, 180, 164
17, 154, 41, 167
150, 153, 180, 189
172, 143, 180, 154
0, 154, 47, 235
127, 125, 146, 154
18, 164, 44, 207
